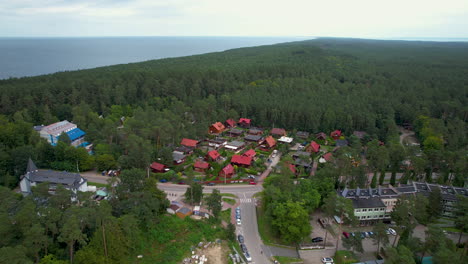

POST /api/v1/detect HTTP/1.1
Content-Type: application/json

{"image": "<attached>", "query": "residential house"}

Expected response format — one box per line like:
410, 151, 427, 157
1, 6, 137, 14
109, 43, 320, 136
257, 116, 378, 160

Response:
225, 119, 236, 128
319, 152, 333, 163
227, 128, 243, 137
206, 150, 221, 162
173, 151, 186, 165
176, 207, 192, 219
278, 136, 293, 144
271, 128, 286, 137
244, 134, 263, 143
242, 149, 256, 159
353, 131, 368, 139
194, 161, 210, 172
288, 164, 297, 175
238, 118, 251, 128
151, 162, 168, 173
209, 122, 226, 134
167, 203, 181, 214
174, 145, 194, 155
316, 132, 327, 140
180, 138, 199, 148
330, 130, 342, 140
225, 141, 245, 151
292, 151, 313, 172
37, 120, 92, 151
20, 159, 88, 196
207, 138, 227, 148
292, 151, 311, 160
219, 164, 235, 178
335, 139, 349, 148
248, 128, 263, 135
307, 141, 320, 153
296, 131, 310, 139
260, 136, 276, 150
231, 155, 252, 167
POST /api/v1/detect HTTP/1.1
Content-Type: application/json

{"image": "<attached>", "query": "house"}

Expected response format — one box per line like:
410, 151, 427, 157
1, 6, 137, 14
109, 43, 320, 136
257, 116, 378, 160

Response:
335, 139, 349, 147
207, 138, 227, 148
293, 158, 313, 172
219, 164, 235, 178
174, 145, 194, 155
173, 151, 186, 165
180, 138, 199, 148
206, 150, 221, 161
292, 151, 311, 160
330, 130, 342, 140
307, 141, 320, 153
231, 155, 252, 167
225, 119, 236, 128
353, 131, 367, 139
225, 141, 245, 151
271, 128, 286, 137
238, 118, 251, 128
194, 161, 210, 172
248, 128, 263, 135
37, 120, 92, 151
278, 136, 293, 144
167, 204, 180, 214
20, 159, 88, 196
227, 128, 243, 137
242, 149, 256, 158
244, 134, 263, 143
288, 164, 297, 174
319, 152, 333, 163
151, 162, 168, 173
176, 207, 192, 219
296, 131, 310, 139
260, 136, 276, 150
209, 122, 226, 134
316, 132, 327, 140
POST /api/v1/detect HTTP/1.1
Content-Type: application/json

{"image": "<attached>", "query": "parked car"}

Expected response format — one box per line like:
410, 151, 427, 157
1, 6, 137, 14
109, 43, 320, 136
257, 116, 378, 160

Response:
236, 207, 241, 213
207, 182, 216, 186
178, 181, 185, 185
350, 232, 355, 237
159, 179, 168, 183
368, 231, 374, 237
236, 213, 241, 219
387, 228, 397, 236
321, 257, 334, 263
237, 234, 244, 244
237, 218, 241, 225
249, 181, 256, 185
342, 232, 350, 238
360, 232, 366, 238
245, 252, 252, 262
240, 243, 247, 253
312, 237, 324, 243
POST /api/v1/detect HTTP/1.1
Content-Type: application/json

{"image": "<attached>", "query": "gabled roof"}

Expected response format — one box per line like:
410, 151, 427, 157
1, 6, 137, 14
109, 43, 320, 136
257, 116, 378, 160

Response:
207, 150, 220, 160
150, 162, 166, 171
210, 122, 225, 131
323, 152, 333, 161
231, 155, 252, 166
244, 134, 263, 141
331, 130, 342, 138
239, 118, 251, 124
181, 138, 198, 147
27, 158, 38, 173
288, 164, 296, 174
264, 136, 276, 148
335, 139, 348, 147
310, 141, 320, 152
271, 128, 286, 136
228, 128, 243, 135
222, 164, 234, 174
296, 131, 310, 138
194, 161, 210, 169
225, 119, 236, 127
316, 132, 327, 140
243, 149, 256, 158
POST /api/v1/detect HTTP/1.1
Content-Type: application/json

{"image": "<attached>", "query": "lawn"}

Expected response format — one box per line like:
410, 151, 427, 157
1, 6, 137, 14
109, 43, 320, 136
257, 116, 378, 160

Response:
87, 181, 108, 188
273, 256, 303, 263
334, 250, 358, 264
223, 198, 236, 205
221, 208, 232, 225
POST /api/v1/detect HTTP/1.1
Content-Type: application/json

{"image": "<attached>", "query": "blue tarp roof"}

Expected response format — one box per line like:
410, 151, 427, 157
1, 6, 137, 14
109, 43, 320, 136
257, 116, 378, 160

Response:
66, 128, 86, 141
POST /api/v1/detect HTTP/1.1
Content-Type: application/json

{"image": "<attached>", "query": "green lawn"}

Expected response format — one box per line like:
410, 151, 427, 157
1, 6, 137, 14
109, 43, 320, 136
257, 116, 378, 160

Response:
221, 208, 232, 224
87, 181, 108, 188
223, 198, 236, 205
334, 250, 358, 264
220, 193, 238, 198
273, 256, 303, 263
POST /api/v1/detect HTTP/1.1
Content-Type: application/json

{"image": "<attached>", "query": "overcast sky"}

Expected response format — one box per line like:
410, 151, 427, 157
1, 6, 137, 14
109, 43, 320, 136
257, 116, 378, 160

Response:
1, 0, 467, 38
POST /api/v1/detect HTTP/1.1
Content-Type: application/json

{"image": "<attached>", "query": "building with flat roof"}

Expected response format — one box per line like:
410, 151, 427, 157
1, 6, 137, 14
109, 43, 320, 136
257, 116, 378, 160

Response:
38, 120, 90, 149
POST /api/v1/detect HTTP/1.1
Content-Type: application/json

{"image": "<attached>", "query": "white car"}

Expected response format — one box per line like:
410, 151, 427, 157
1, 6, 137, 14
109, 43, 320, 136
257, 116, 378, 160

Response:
244, 252, 252, 262
237, 218, 241, 225
321, 257, 334, 263
387, 228, 397, 236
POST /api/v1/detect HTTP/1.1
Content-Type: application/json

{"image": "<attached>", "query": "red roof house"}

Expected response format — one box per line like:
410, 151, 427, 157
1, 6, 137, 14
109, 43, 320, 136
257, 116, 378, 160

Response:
209, 122, 226, 134
238, 118, 251, 128
181, 138, 198, 148
288, 164, 297, 174
307, 141, 320, 153
316, 132, 327, 140
150, 162, 167, 173
263, 136, 276, 149
323, 152, 333, 162
225, 119, 236, 128
271, 128, 286, 137
206, 150, 221, 161
219, 164, 235, 178
242, 149, 256, 158
194, 161, 210, 172
330, 130, 342, 140
231, 155, 252, 167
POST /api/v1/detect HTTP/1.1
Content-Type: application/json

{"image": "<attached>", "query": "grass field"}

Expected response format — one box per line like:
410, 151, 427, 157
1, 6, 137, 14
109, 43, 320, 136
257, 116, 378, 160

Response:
87, 181, 108, 188
273, 256, 303, 263
223, 198, 236, 205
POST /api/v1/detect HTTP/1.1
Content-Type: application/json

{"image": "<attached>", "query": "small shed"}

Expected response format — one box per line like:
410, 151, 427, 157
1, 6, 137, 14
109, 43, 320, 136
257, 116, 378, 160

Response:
167, 204, 180, 214
176, 207, 193, 219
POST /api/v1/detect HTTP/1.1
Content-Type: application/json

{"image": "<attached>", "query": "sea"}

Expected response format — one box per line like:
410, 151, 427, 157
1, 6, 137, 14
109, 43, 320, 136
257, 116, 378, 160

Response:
0, 36, 309, 80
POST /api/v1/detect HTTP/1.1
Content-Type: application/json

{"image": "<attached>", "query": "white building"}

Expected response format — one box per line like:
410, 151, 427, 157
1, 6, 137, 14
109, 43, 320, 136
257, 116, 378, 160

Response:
38, 120, 90, 149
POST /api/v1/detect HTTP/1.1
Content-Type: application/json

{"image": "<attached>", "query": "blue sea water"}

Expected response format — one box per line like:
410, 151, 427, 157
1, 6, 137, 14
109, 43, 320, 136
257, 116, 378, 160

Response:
0, 36, 309, 79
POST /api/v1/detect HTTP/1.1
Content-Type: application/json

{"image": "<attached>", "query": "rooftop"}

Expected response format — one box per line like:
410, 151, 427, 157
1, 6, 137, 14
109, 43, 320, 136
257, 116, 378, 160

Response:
351, 197, 386, 209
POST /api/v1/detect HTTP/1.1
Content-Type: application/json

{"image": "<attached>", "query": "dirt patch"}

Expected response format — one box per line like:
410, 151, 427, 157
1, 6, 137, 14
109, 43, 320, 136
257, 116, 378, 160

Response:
184, 241, 229, 264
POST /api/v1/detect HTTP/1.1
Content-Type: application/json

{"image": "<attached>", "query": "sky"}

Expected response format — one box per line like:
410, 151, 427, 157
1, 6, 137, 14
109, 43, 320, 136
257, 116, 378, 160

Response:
1, 0, 467, 38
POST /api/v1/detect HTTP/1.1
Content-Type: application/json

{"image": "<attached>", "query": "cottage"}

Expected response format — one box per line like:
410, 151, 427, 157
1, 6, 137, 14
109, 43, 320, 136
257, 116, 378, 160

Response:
296, 131, 310, 139
242, 149, 256, 158
180, 138, 199, 148
335, 139, 349, 147
20, 159, 88, 196
238, 118, 251, 128
206, 150, 221, 161
207, 138, 227, 148
194, 161, 210, 172
278, 136, 293, 144
260, 136, 276, 150
248, 128, 263, 135
167, 204, 180, 214
173, 151, 186, 164
288, 164, 297, 174
225, 119, 236, 128
330, 130, 342, 140
231, 155, 252, 167
244, 134, 263, 143
316, 132, 327, 140
319, 152, 333, 163
307, 141, 320, 153
209, 122, 226, 134
174, 145, 193, 155
151, 162, 168, 173
292, 151, 311, 160
227, 128, 243, 137
271, 128, 286, 137
219, 164, 235, 178
176, 207, 192, 219
225, 141, 245, 151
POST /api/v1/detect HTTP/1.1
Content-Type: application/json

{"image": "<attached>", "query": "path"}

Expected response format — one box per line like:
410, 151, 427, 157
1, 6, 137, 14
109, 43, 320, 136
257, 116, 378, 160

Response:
399, 127, 417, 146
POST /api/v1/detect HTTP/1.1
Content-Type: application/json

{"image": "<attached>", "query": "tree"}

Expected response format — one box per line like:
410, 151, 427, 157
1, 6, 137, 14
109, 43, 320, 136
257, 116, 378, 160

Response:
95, 154, 117, 171
427, 188, 442, 221
322, 194, 356, 250
58, 215, 87, 264
454, 196, 468, 245
385, 245, 416, 264
372, 220, 389, 253
226, 223, 236, 241
205, 189, 222, 218
0, 245, 33, 264
58, 132, 72, 145
271, 200, 311, 244
184, 182, 203, 205
24, 223, 48, 262
342, 234, 364, 253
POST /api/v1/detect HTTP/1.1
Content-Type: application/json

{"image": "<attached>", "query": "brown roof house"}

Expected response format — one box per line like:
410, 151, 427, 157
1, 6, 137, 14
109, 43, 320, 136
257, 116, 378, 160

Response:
219, 164, 235, 178
260, 136, 276, 151
176, 207, 192, 219
193, 161, 210, 172
181, 138, 199, 148
209, 122, 226, 134
271, 128, 286, 137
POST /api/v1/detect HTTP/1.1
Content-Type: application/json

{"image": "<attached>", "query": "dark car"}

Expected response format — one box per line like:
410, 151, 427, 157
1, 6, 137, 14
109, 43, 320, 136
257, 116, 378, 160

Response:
312, 237, 324, 243
178, 181, 185, 185
159, 179, 168, 183
207, 182, 216, 186
360, 232, 366, 238
342, 232, 350, 238
238, 234, 244, 244
240, 243, 247, 253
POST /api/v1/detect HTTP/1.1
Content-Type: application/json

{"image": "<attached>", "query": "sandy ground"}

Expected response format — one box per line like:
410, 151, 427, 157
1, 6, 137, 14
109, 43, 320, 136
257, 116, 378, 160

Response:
189, 242, 229, 264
